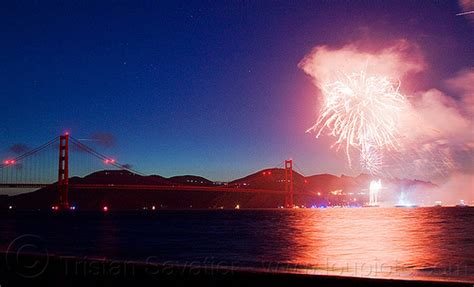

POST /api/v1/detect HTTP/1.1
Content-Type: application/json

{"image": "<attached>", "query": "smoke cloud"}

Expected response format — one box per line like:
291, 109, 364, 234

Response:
299, 40, 473, 186
8, 144, 30, 154
90, 133, 116, 148
458, 0, 474, 23
430, 173, 474, 205
298, 39, 425, 89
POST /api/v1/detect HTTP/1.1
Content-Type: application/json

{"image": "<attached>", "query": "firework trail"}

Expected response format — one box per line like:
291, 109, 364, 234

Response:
359, 145, 384, 175
307, 69, 409, 175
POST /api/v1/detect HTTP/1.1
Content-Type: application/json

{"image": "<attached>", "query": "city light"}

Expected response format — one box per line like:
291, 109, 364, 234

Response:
368, 180, 381, 206
396, 190, 418, 207
103, 206, 109, 212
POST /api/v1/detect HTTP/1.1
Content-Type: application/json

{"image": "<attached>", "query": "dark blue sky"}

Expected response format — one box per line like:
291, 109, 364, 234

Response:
1, 1, 472, 180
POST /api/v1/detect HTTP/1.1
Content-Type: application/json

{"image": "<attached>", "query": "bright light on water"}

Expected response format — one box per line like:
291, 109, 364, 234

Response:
397, 191, 417, 207
369, 179, 381, 206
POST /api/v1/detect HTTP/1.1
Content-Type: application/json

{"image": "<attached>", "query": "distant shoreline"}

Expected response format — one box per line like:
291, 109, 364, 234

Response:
1, 169, 440, 210
1, 205, 473, 213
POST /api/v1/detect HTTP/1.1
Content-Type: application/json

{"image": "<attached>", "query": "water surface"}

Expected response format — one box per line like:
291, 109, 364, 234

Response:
0, 208, 473, 282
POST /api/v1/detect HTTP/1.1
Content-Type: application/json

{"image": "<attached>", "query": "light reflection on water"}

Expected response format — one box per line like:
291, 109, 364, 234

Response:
287, 208, 459, 280
0, 208, 473, 282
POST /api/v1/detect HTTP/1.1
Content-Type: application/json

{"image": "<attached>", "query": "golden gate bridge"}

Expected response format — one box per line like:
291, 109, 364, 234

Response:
0, 134, 299, 210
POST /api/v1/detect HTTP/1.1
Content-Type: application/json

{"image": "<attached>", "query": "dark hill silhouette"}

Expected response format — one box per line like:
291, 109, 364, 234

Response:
71, 170, 172, 185
0, 169, 436, 210
229, 168, 305, 191
168, 175, 214, 186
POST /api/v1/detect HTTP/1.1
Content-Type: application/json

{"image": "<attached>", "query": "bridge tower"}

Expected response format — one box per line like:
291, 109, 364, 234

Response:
284, 159, 294, 208
58, 133, 69, 209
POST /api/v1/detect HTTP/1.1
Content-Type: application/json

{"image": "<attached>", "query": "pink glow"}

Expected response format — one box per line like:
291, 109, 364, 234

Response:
104, 159, 116, 164
299, 40, 473, 181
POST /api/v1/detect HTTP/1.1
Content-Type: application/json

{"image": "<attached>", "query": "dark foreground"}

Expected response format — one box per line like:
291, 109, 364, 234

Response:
1, 208, 474, 285
0, 252, 471, 287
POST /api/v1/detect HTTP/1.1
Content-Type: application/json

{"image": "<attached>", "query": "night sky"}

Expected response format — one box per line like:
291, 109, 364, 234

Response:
1, 1, 473, 181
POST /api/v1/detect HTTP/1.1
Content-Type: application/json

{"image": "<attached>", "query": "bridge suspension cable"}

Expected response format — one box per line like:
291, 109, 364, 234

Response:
1, 134, 302, 209
69, 136, 146, 176
0, 137, 58, 169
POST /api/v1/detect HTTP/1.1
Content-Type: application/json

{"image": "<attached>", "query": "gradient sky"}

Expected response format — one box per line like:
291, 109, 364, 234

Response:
1, 1, 473, 181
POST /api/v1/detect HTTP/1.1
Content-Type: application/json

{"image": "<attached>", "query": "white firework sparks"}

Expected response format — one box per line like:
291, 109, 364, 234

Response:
360, 145, 384, 175
307, 70, 409, 174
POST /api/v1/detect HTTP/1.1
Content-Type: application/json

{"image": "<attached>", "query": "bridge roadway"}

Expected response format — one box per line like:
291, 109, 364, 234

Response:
0, 183, 315, 196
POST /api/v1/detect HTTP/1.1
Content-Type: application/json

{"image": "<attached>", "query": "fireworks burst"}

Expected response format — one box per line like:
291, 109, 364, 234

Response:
307, 70, 409, 174
360, 145, 384, 175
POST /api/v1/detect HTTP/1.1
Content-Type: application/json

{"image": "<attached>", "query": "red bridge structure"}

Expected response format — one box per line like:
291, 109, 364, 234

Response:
0, 134, 304, 210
